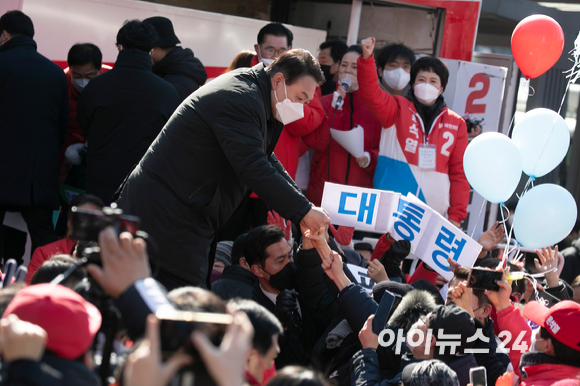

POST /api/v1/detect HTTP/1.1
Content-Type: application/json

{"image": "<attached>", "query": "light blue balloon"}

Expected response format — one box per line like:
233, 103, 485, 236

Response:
512, 108, 570, 178
463, 132, 522, 204
514, 184, 577, 249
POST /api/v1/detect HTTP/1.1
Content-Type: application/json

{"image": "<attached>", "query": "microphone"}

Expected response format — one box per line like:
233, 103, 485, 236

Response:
336, 78, 352, 108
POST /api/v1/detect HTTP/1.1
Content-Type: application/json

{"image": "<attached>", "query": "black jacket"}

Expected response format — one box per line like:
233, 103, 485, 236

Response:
153, 47, 207, 102
115, 64, 312, 287
41, 357, 100, 386
561, 238, 580, 285
211, 265, 256, 300
77, 49, 180, 203
0, 36, 68, 209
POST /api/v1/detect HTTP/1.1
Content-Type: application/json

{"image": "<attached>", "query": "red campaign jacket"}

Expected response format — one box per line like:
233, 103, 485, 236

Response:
249, 55, 324, 198
303, 89, 381, 207
60, 65, 111, 167
357, 54, 470, 223
25, 238, 76, 283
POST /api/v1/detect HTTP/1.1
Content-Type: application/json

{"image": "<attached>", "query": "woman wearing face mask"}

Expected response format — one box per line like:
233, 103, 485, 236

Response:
376, 43, 415, 96
357, 37, 469, 228
303, 45, 381, 207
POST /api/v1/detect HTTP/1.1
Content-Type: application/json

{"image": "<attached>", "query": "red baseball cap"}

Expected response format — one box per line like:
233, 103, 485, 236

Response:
3, 283, 102, 359
524, 300, 580, 352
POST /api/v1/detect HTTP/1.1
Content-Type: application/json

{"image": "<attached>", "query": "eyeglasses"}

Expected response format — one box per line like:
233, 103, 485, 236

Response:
260, 46, 288, 57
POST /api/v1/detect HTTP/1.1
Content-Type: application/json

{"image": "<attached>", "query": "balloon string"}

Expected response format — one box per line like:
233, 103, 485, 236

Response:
499, 203, 512, 268
528, 85, 535, 97
470, 199, 487, 239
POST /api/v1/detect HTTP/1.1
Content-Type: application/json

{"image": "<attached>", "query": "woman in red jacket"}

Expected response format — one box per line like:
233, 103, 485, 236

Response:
357, 37, 469, 227
303, 45, 381, 207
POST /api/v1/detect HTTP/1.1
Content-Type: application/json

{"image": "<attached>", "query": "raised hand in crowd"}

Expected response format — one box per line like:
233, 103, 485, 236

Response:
321, 250, 351, 291
300, 207, 330, 238
275, 289, 300, 328
304, 226, 332, 260
477, 221, 504, 258
535, 246, 559, 288
329, 225, 354, 246
367, 259, 388, 283
485, 268, 512, 313
361, 37, 376, 59
123, 315, 192, 386
522, 280, 544, 303
358, 315, 379, 350
0, 314, 47, 363
192, 311, 254, 386
86, 227, 151, 298
450, 282, 474, 318
267, 211, 292, 242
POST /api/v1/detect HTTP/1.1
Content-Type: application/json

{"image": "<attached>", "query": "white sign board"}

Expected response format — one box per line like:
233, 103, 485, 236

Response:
346, 264, 375, 294
322, 182, 482, 280
441, 59, 508, 241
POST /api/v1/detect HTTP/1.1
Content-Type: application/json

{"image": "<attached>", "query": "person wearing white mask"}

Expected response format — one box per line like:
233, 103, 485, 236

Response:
115, 49, 331, 291
303, 45, 381, 207
375, 43, 415, 96
220, 23, 325, 242
252, 23, 292, 67
61, 43, 111, 184
357, 37, 469, 229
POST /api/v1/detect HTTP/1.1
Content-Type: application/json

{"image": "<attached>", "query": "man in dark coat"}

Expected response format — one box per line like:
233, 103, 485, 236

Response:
0, 11, 68, 260
77, 20, 179, 204
144, 16, 207, 102
115, 49, 330, 290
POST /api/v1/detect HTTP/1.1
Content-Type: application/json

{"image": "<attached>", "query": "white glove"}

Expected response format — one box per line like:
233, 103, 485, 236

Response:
64, 143, 85, 165
331, 91, 344, 110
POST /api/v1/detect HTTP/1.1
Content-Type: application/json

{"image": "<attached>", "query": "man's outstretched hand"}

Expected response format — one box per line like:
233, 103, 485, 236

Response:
301, 207, 330, 237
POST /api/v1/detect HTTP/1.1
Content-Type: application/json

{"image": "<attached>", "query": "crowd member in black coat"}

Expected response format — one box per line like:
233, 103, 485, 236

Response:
77, 19, 179, 204
144, 16, 207, 102
212, 233, 258, 301
0, 11, 68, 262
115, 50, 330, 290
244, 225, 339, 369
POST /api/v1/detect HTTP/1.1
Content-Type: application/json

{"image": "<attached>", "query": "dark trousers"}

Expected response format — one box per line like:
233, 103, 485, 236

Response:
0, 206, 58, 266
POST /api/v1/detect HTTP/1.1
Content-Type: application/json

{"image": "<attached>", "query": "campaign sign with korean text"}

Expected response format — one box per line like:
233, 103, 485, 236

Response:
414, 211, 481, 280
388, 193, 434, 253
321, 182, 399, 232
346, 264, 375, 294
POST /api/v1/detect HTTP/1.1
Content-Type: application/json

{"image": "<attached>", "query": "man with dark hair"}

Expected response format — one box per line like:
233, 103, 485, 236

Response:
77, 20, 180, 204
115, 49, 330, 290
376, 43, 415, 96
219, 23, 325, 241
30, 254, 86, 289
143, 16, 207, 102
229, 299, 283, 386
318, 40, 348, 96
253, 23, 293, 66
0, 10, 68, 265
212, 233, 258, 301
25, 194, 104, 283
60, 43, 111, 186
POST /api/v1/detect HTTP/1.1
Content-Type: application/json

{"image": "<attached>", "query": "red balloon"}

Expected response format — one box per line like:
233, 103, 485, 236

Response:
511, 15, 564, 79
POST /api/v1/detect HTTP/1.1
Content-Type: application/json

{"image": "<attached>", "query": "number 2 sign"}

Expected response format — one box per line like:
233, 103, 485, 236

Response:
465, 73, 490, 114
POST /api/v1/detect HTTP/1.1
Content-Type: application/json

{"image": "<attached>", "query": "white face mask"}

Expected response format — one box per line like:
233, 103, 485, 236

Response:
382, 68, 410, 91
414, 83, 441, 105
530, 330, 545, 353
258, 47, 275, 66
72, 78, 90, 93
274, 79, 304, 125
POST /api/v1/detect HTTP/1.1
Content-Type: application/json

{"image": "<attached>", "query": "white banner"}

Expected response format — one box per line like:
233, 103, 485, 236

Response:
346, 264, 375, 294
322, 182, 482, 280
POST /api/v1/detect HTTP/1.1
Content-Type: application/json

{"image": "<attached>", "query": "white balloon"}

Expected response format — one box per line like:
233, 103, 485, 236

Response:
512, 108, 570, 178
513, 184, 578, 249
463, 132, 522, 204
